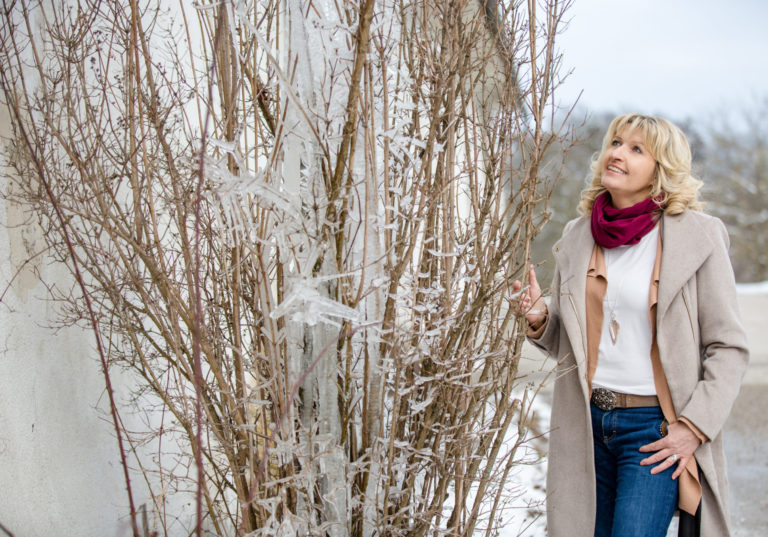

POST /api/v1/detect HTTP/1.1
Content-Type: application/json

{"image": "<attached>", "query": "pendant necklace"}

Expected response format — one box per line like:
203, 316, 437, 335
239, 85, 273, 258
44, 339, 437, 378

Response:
609, 309, 621, 345
606, 257, 630, 345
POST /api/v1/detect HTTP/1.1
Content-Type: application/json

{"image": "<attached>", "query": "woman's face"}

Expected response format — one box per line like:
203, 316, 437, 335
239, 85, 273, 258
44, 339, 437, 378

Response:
600, 127, 657, 208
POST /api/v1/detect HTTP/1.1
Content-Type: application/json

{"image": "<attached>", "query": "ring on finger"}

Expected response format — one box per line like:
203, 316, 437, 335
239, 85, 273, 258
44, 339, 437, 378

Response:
668, 453, 679, 463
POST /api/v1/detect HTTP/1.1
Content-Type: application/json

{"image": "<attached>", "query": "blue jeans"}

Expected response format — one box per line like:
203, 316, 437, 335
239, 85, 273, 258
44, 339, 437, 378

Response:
591, 403, 678, 537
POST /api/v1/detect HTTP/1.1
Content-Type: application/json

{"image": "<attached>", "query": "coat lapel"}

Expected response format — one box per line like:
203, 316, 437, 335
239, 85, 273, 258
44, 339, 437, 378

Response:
552, 218, 594, 392
657, 211, 716, 320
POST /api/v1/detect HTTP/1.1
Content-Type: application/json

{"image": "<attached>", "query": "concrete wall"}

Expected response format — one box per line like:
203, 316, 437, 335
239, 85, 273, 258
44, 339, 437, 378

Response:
0, 107, 142, 537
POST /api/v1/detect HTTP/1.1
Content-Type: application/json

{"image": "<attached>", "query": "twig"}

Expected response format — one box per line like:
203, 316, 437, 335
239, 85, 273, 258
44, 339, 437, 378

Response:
0, 519, 15, 537
190, 3, 231, 535
0, 245, 50, 307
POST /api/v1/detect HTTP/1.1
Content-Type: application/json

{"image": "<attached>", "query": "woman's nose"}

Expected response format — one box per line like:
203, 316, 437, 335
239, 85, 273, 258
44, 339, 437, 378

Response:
608, 144, 624, 160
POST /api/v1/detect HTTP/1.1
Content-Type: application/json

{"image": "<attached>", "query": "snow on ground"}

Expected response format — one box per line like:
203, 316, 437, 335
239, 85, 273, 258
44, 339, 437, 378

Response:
504, 393, 550, 537
736, 281, 768, 295
493, 371, 553, 537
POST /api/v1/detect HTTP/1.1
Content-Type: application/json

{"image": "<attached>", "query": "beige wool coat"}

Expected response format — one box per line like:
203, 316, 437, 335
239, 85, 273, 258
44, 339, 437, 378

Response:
529, 209, 749, 537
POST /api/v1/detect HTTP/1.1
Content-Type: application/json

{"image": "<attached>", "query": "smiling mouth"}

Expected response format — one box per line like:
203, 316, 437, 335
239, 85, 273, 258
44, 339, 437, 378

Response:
606, 165, 627, 175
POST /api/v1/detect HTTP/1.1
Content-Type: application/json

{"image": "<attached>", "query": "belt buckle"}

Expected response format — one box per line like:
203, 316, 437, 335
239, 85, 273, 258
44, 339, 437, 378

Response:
592, 388, 617, 411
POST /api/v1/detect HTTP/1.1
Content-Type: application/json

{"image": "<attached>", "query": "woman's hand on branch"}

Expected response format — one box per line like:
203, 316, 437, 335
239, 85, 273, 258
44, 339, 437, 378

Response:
513, 266, 547, 329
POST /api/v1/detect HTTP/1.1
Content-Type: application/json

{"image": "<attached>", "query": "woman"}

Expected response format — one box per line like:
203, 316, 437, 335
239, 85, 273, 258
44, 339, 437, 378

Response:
515, 114, 749, 537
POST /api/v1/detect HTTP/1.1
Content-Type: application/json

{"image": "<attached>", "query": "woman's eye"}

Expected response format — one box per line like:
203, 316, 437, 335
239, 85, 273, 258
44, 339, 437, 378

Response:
633, 146, 642, 153
611, 140, 620, 146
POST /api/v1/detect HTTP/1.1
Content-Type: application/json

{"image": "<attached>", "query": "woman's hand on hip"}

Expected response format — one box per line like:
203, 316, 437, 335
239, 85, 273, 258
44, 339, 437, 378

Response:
512, 266, 547, 328
639, 421, 702, 479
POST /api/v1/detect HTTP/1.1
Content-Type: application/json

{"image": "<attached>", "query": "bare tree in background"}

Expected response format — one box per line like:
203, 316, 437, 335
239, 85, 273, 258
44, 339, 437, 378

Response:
0, 0, 574, 535
527, 111, 612, 284
698, 101, 768, 283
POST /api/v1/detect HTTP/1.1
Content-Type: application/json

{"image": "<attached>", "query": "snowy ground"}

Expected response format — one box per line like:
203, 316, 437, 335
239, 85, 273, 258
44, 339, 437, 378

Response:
735, 281, 768, 295
509, 283, 768, 537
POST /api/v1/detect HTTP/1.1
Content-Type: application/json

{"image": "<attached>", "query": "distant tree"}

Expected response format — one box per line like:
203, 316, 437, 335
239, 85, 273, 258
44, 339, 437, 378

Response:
529, 110, 615, 284
699, 101, 768, 283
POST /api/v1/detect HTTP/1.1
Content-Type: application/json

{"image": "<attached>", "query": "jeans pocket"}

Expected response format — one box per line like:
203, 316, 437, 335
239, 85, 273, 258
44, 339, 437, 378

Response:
658, 419, 669, 438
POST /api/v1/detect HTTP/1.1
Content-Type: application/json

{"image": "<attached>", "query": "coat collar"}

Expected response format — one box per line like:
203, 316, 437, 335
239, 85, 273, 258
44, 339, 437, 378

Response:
657, 210, 715, 319
552, 210, 714, 320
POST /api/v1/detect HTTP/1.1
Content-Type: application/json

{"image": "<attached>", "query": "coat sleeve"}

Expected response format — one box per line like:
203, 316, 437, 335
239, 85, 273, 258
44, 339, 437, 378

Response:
527, 264, 562, 358
679, 218, 750, 441
527, 218, 581, 358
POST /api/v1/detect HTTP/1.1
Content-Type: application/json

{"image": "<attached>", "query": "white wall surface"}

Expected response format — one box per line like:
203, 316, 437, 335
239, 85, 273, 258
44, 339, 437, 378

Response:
0, 106, 143, 537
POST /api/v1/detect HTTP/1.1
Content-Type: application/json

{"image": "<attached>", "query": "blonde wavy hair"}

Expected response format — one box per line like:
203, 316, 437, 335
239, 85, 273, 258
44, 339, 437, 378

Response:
577, 113, 704, 216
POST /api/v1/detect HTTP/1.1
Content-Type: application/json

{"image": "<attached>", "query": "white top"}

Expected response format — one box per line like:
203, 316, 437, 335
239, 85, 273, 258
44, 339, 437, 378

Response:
592, 225, 659, 396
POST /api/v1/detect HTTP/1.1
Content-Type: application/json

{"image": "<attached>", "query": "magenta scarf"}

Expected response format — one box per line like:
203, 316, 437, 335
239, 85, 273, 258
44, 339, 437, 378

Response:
590, 192, 663, 248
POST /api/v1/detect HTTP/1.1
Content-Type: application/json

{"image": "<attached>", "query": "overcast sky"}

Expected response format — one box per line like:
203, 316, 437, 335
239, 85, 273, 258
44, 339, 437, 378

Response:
554, 0, 768, 123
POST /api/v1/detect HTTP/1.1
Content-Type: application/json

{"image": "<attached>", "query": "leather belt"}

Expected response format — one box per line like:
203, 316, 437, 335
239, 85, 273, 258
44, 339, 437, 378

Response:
591, 387, 659, 411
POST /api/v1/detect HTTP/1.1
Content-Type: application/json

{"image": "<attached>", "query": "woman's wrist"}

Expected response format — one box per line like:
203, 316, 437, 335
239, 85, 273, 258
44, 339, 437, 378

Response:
678, 417, 708, 445
526, 305, 548, 330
